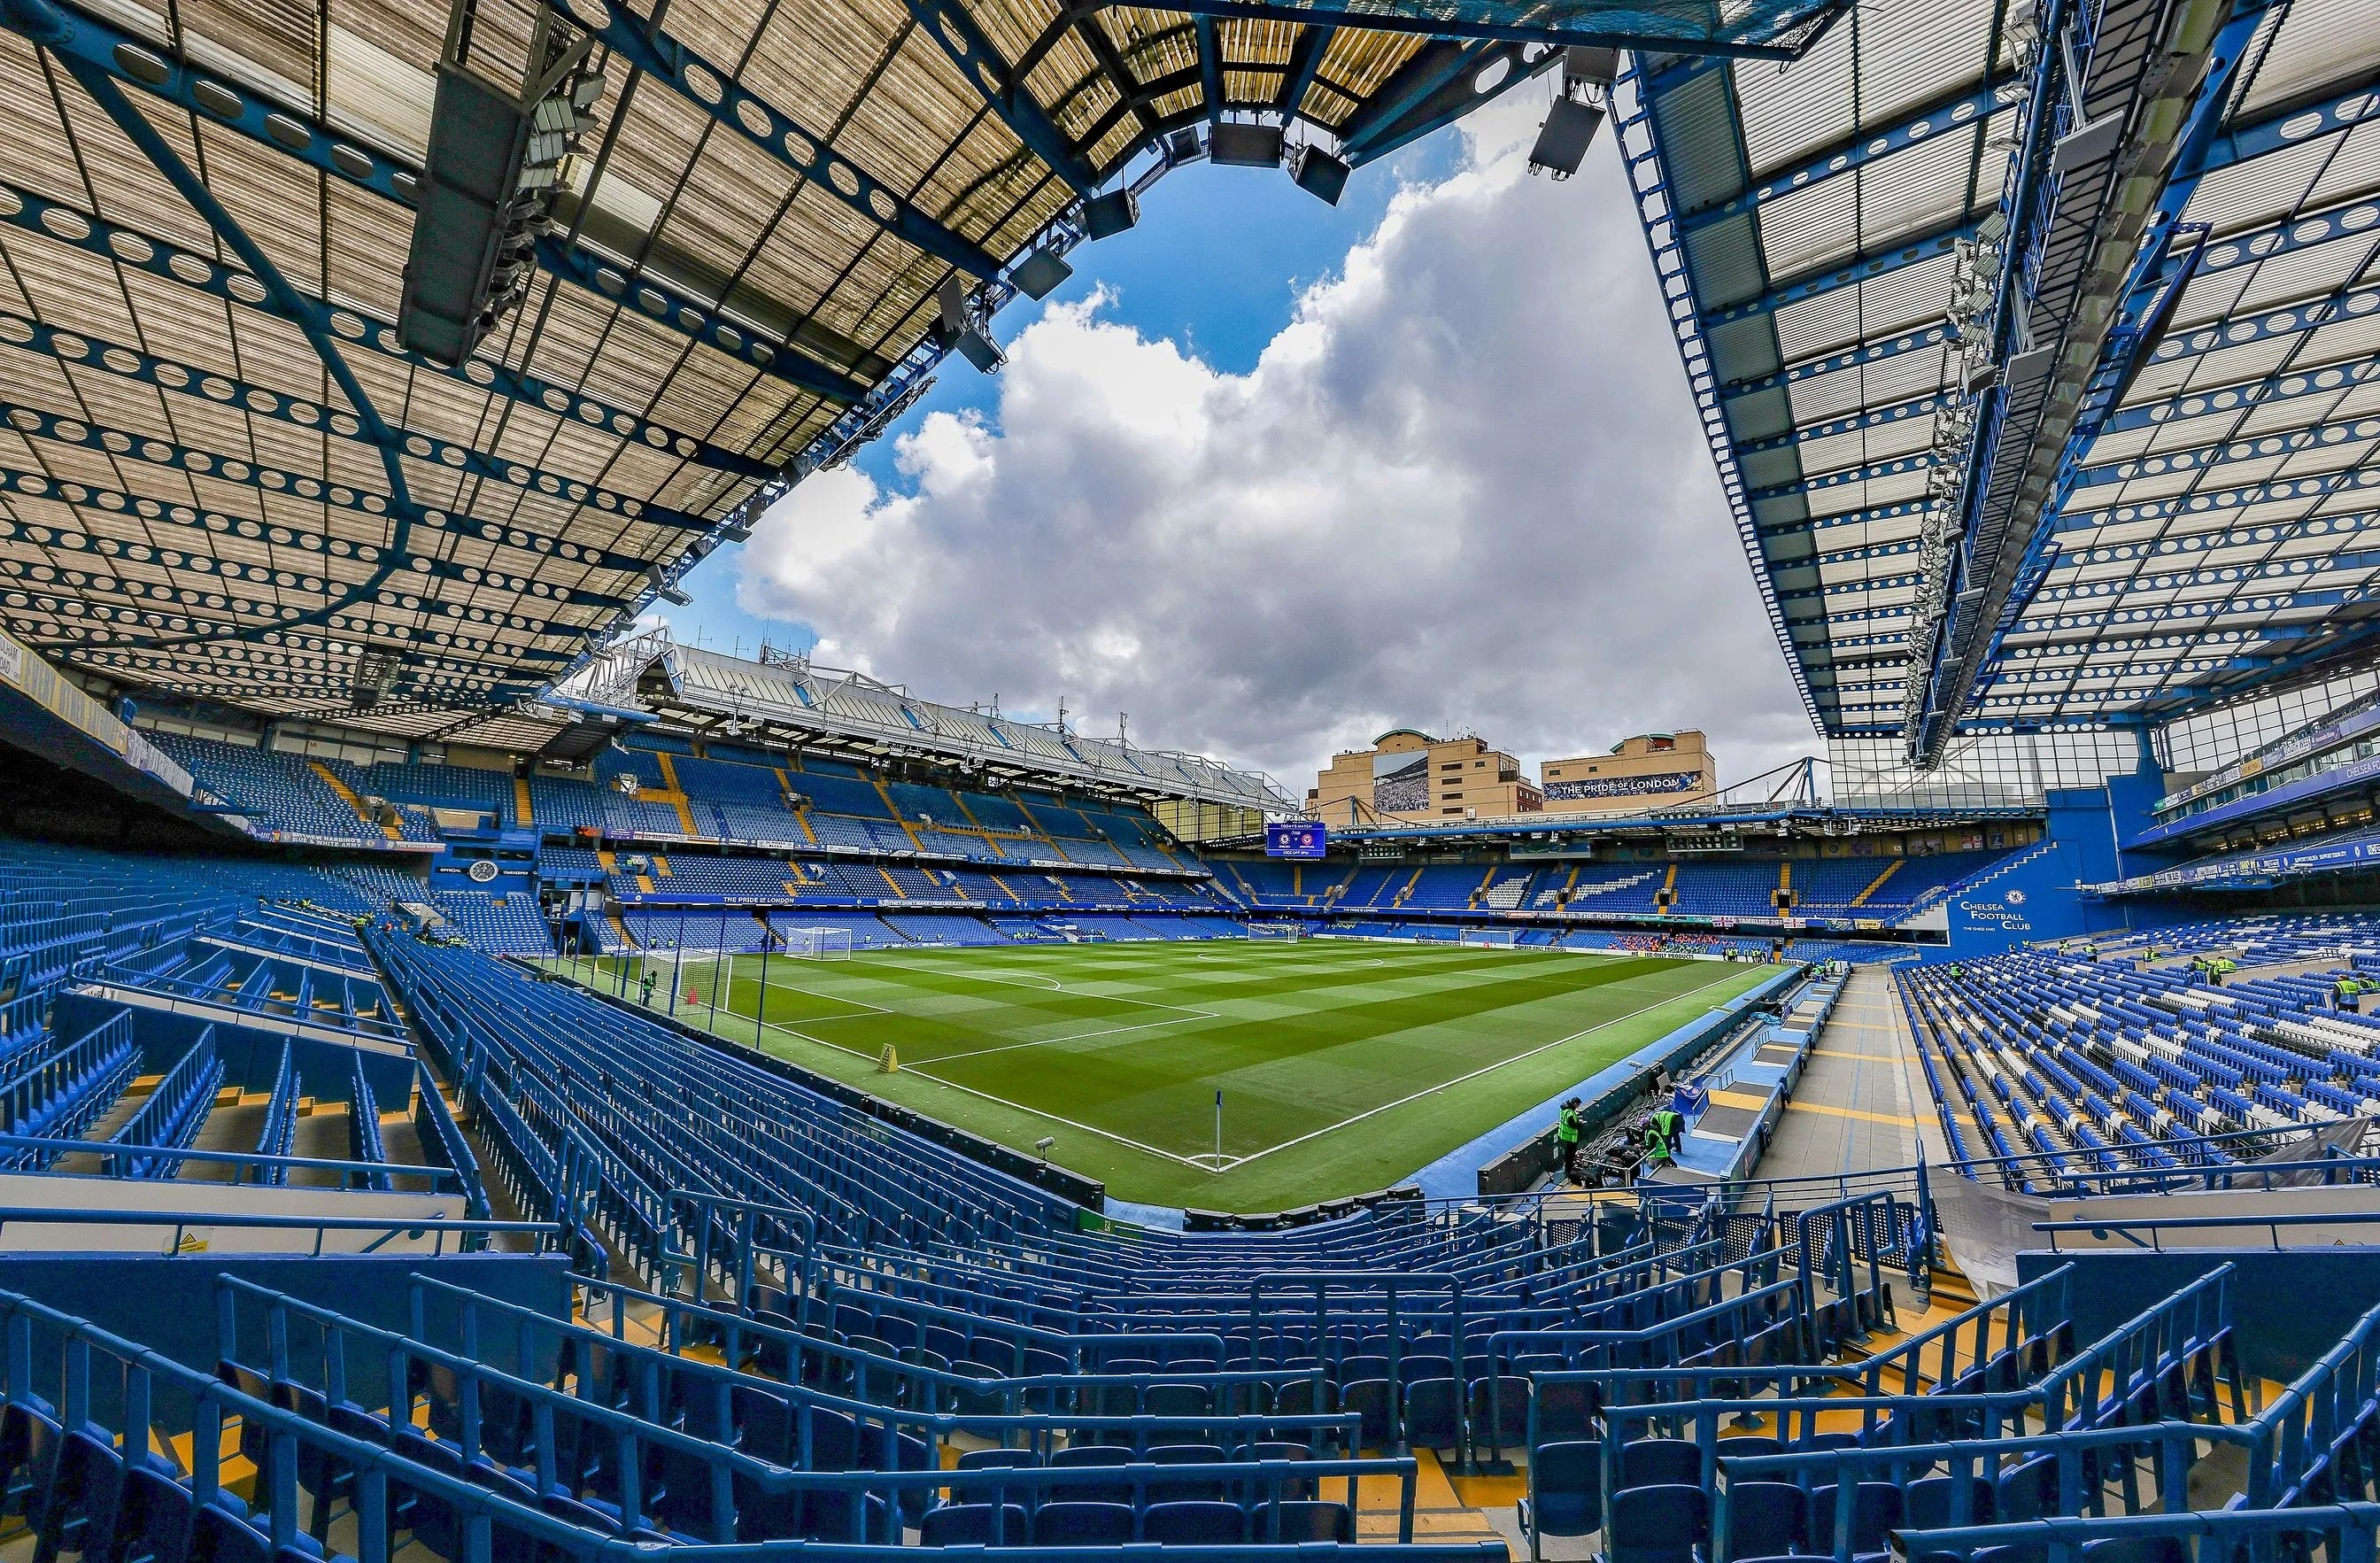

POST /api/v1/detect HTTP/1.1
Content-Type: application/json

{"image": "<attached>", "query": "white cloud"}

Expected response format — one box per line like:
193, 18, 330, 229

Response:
738, 109, 1817, 796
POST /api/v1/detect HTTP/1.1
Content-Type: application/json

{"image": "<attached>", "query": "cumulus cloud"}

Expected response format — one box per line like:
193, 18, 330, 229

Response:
737, 104, 1816, 795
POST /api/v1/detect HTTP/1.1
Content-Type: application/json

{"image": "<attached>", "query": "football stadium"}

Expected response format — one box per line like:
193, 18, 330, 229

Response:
2, 0, 2380, 1555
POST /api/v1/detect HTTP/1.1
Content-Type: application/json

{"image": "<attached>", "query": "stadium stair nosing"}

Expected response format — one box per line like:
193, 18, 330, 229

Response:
309, 761, 402, 841
512, 776, 534, 828
649, 754, 702, 837
1850, 858, 1904, 907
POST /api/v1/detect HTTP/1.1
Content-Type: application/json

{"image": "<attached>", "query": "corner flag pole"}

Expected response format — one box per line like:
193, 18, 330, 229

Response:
1214, 1089, 1223, 1167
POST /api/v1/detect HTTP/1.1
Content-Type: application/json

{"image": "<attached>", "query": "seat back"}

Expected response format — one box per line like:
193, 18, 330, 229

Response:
1607, 1482, 1706, 1563
1031, 1500, 1134, 1545
1142, 1500, 1246, 1544
1528, 1439, 1603, 1538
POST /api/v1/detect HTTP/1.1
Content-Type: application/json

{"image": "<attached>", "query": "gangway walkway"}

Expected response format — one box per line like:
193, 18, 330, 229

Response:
1758, 966, 1950, 1180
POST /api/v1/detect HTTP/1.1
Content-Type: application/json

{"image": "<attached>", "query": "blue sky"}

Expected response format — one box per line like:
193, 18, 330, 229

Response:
675, 107, 1815, 788
658, 135, 1465, 669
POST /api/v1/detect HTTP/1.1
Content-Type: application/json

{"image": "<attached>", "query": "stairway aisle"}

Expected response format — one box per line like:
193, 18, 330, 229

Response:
1758, 965, 1947, 1180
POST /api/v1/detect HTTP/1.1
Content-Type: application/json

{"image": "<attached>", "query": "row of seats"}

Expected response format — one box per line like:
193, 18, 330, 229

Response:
1902, 944, 2380, 1180
1212, 854, 2016, 924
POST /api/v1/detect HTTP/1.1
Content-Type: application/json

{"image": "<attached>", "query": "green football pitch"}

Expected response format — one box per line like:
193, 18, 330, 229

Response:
559, 940, 1773, 1211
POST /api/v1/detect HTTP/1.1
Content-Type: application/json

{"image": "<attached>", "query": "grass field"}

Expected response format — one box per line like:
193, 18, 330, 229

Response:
560, 940, 1774, 1211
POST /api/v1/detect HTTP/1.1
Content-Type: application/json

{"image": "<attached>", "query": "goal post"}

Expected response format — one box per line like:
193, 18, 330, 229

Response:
1246, 922, 1308, 940
1458, 928, 1518, 948
780, 926, 854, 961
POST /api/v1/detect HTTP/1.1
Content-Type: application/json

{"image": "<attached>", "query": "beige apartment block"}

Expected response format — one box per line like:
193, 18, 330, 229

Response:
1540, 731, 1717, 813
1308, 730, 1544, 826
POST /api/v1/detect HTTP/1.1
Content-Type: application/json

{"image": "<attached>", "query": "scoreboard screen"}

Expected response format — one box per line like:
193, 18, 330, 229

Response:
1265, 822, 1328, 859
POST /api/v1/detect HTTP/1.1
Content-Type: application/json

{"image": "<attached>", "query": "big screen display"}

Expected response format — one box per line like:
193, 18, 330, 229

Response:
1265, 821, 1328, 858
1373, 750, 1430, 813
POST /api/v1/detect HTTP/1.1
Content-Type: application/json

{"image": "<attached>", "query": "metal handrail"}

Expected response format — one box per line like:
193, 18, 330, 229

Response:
0, 1205, 553, 1257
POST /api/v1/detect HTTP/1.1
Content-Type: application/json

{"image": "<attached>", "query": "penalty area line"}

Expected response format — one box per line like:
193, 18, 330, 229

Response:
1202, 963, 1758, 1174
709, 997, 1219, 1172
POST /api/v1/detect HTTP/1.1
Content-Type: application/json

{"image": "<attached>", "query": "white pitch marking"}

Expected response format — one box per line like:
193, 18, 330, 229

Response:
1198, 963, 1758, 1172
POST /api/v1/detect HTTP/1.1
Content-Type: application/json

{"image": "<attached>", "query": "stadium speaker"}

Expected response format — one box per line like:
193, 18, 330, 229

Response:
645, 566, 692, 607
1010, 247, 1072, 299
1166, 127, 1203, 163
1082, 186, 1140, 240
1209, 121, 1286, 167
1528, 96, 1603, 180
1291, 144, 1351, 205
1565, 44, 1619, 85
937, 276, 1007, 372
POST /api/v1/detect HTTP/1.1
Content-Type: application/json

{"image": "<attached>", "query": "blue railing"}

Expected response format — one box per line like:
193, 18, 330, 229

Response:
104, 1023, 221, 1178
0, 1285, 1495, 1563
254, 1041, 300, 1181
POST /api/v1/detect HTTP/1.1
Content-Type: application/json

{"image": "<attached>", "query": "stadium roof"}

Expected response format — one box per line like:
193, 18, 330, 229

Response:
0, 0, 1840, 750
1627, 0, 2380, 762
550, 624, 1296, 808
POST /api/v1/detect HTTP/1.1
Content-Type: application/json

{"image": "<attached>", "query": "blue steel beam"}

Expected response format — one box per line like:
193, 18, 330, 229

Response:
1810, 537, 1928, 567
2148, 195, 2380, 288
2069, 410, 2380, 491
1339, 37, 1552, 166
1746, 452, 1937, 503
900, 0, 1101, 194
2002, 584, 2374, 638
1738, 393, 1943, 456
0, 307, 735, 523
1680, 76, 2021, 234
2023, 549, 2380, 606
2101, 340, 2380, 438
0, 0, 868, 402
1195, 17, 1224, 124
1776, 571, 1923, 604
1700, 218, 1976, 328
0, 401, 661, 576
2053, 462, 2380, 535
1754, 496, 1934, 539
571, 0, 1004, 279
1279, 23, 1333, 120
2051, 508, 2380, 572
1093, 0, 1846, 55
0, 183, 807, 478
1718, 321, 1957, 400
34, 41, 428, 654
0, 476, 630, 613
2142, 282, 2380, 368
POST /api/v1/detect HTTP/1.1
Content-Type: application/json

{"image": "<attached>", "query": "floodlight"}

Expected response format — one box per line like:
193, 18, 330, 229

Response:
400, 9, 603, 364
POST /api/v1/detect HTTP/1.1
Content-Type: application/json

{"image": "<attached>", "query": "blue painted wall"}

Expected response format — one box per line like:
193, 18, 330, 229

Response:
0, 1252, 568, 1430
2014, 1248, 2380, 1381
1943, 749, 2191, 958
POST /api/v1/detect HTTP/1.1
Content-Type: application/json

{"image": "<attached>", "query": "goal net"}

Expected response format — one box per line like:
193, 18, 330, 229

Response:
1247, 923, 1308, 940
630, 948, 738, 1011
780, 926, 854, 960
1459, 928, 1518, 948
